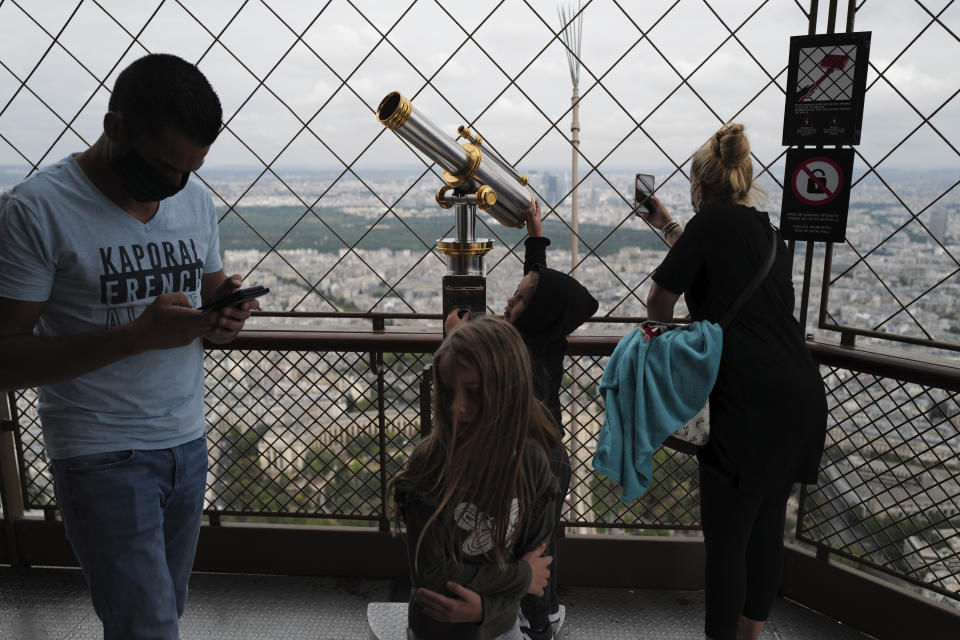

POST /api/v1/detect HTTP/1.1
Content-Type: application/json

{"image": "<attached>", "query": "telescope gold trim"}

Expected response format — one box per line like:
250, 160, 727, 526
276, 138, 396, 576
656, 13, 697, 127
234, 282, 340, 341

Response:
435, 186, 454, 209
436, 239, 494, 257
377, 92, 412, 130
457, 125, 482, 147
476, 185, 496, 210
441, 142, 482, 187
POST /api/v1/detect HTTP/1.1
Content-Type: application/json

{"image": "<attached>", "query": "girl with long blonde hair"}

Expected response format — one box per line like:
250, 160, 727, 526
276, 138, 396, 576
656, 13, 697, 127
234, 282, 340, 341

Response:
394, 316, 560, 640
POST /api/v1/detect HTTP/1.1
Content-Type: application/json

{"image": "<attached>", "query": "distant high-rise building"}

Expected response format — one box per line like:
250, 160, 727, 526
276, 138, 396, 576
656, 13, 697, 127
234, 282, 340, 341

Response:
929, 208, 948, 241
543, 172, 562, 206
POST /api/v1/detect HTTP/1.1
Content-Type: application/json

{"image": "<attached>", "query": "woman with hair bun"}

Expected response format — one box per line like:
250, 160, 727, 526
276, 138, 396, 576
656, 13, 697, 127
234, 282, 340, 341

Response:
637, 123, 827, 640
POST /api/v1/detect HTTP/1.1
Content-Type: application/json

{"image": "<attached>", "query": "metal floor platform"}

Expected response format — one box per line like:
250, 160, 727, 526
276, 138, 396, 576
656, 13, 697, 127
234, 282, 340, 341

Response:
0, 567, 873, 639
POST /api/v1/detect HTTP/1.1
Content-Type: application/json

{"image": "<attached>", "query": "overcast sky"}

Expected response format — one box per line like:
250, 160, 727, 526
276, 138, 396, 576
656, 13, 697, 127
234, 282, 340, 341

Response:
0, 0, 957, 176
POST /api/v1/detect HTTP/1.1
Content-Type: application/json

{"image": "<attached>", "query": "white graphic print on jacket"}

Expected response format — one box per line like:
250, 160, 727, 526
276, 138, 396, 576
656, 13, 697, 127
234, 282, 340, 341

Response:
454, 499, 519, 555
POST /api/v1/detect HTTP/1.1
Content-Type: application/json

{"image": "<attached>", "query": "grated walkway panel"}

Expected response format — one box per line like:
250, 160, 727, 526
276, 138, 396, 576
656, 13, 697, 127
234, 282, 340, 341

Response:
0, 567, 873, 640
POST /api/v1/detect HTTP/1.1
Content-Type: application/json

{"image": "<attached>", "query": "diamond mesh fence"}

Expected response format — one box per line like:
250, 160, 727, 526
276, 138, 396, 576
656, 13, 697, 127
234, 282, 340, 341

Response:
10, 344, 960, 601
10, 347, 430, 524
798, 363, 960, 600
0, 2, 855, 322
1, 1, 956, 340
560, 352, 702, 530
10, 389, 51, 511
204, 347, 385, 521
13, 347, 702, 530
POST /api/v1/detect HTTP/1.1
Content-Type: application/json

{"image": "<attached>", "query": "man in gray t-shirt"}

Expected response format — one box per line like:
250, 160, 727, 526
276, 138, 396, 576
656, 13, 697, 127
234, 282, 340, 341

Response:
0, 54, 254, 640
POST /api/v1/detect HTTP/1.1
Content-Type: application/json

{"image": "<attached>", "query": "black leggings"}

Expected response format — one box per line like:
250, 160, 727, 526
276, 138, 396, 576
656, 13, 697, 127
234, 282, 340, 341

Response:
700, 464, 793, 640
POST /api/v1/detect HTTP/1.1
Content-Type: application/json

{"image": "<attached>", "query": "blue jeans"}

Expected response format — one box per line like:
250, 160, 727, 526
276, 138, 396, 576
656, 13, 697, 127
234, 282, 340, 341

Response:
50, 436, 208, 640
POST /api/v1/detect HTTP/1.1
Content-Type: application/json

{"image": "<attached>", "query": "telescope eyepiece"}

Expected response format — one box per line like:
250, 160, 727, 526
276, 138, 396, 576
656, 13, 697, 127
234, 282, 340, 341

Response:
377, 92, 412, 130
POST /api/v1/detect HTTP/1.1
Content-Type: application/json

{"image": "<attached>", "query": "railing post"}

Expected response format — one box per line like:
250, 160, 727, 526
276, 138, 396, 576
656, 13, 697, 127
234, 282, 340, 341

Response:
373, 351, 390, 532
798, 241, 816, 331
845, 0, 857, 32
818, 242, 833, 329
808, 0, 819, 35
0, 391, 23, 565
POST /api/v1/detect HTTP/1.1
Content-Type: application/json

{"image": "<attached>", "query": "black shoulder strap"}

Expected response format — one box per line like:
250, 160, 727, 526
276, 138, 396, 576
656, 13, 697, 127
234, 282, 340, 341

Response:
718, 225, 778, 329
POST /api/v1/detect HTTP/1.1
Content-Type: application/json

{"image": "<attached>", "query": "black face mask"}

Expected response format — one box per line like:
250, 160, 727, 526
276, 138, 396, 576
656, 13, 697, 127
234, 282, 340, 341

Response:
110, 148, 188, 203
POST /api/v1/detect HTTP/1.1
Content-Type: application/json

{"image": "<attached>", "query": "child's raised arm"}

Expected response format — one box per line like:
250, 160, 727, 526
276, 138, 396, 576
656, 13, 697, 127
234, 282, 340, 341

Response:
523, 201, 550, 274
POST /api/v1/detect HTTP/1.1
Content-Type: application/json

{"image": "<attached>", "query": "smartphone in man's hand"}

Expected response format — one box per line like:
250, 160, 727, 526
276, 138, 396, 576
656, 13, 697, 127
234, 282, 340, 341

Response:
197, 285, 269, 316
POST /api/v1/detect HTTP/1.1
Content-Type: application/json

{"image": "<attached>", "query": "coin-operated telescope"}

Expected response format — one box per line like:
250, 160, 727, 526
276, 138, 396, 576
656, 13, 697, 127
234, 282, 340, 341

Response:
376, 91, 535, 329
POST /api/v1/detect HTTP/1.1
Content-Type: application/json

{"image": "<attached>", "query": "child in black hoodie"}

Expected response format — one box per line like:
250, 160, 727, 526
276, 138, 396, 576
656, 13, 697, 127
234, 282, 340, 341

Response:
443, 201, 599, 640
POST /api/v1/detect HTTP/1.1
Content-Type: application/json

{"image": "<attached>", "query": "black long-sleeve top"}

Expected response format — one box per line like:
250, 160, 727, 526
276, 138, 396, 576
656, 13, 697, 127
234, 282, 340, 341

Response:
652, 204, 827, 488
512, 237, 599, 434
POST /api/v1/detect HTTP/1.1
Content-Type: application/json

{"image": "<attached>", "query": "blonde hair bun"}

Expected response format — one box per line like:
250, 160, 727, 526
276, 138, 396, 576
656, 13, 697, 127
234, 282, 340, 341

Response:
712, 123, 750, 168
692, 122, 765, 205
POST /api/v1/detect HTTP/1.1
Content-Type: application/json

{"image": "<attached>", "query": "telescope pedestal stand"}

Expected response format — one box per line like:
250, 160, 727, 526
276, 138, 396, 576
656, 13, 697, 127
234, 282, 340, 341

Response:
436, 199, 493, 334
442, 273, 486, 325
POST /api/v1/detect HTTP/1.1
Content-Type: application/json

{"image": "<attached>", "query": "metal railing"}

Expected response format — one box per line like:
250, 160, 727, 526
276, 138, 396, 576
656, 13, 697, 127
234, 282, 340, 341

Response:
6, 327, 959, 602
798, 341, 960, 601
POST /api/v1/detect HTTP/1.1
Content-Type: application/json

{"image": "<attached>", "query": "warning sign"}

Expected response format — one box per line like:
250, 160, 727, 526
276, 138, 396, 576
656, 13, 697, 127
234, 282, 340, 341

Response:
792, 156, 843, 206
780, 148, 855, 242
782, 32, 870, 146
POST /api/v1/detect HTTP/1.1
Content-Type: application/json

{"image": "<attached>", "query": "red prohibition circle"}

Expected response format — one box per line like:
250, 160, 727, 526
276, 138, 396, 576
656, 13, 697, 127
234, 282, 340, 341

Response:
792, 156, 844, 206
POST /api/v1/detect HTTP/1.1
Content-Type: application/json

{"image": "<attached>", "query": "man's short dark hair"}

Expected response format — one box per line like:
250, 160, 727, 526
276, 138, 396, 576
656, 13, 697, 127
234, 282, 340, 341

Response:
109, 53, 222, 147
